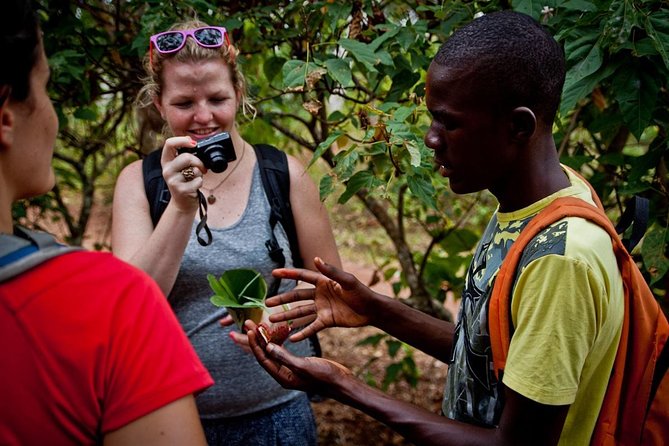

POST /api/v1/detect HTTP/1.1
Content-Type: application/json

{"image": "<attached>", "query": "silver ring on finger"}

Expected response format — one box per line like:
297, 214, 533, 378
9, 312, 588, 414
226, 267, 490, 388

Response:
181, 166, 196, 181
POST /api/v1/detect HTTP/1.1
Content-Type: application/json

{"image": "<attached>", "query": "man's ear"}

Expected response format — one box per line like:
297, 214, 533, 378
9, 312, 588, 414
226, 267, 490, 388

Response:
510, 106, 536, 142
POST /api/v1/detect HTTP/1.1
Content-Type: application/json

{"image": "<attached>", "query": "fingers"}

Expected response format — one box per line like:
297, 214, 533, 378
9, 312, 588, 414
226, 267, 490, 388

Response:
285, 322, 321, 343
265, 287, 316, 308
246, 321, 299, 388
161, 136, 207, 184
161, 136, 196, 162
314, 257, 359, 290
246, 321, 282, 375
219, 315, 234, 327
228, 330, 252, 353
272, 267, 322, 285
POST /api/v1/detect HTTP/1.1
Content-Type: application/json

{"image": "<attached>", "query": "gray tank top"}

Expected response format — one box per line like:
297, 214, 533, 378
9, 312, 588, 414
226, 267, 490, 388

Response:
168, 163, 311, 419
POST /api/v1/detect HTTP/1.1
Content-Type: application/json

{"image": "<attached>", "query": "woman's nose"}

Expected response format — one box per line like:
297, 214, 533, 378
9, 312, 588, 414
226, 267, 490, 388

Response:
193, 104, 213, 123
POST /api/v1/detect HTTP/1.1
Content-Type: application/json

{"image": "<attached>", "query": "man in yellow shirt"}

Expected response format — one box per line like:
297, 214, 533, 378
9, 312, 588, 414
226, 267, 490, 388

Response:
247, 10, 623, 445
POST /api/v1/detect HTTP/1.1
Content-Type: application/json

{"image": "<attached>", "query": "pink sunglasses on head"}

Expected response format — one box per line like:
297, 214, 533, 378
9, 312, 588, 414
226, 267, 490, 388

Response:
149, 26, 231, 65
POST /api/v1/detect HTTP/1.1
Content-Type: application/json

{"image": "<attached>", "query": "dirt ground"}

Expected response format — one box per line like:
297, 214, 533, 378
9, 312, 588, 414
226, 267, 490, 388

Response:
311, 325, 448, 445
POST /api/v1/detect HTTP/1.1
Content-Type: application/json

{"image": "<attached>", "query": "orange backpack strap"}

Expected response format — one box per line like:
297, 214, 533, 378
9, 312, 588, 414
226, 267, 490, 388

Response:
489, 196, 609, 379
489, 195, 669, 445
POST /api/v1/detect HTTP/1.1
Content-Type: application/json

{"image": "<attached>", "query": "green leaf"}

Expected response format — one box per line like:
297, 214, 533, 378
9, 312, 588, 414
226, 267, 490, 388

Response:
309, 130, 343, 168
561, 0, 597, 11
73, 107, 97, 121
333, 148, 359, 181
642, 226, 669, 285
238, 271, 265, 301
319, 174, 335, 201
264, 56, 286, 83
208, 268, 267, 308
646, 14, 669, 69
281, 60, 319, 89
560, 63, 617, 116
602, 0, 638, 50
569, 43, 603, 82
325, 58, 354, 87
339, 38, 393, 72
386, 339, 402, 358
368, 27, 401, 52
207, 273, 232, 299
391, 105, 415, 123
406, 141, 422, 168
564, 32, 599, 64
210, 294, 244, 308
633, 37, 661, 57
356, 333, 386, 347
407, 174, 437, 210
612, 65, 659, 140
382, 363, 402, 390
387, 68, 421, 102
338, 170, 383, 204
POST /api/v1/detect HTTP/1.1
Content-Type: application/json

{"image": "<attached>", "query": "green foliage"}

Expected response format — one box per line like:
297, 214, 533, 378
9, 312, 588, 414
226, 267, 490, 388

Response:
208, 269, 268, 309
540, 0, 669, 304
21, 0, 669, 387
357, 333, 420, 390
209, 268, 268, 329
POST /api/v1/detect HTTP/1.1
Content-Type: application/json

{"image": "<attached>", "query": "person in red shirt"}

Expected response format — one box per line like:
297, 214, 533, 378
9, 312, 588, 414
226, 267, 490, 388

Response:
0, 1, 214, 444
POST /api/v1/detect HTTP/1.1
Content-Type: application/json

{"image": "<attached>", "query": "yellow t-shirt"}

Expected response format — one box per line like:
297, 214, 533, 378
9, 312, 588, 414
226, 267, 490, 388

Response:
502, 171, 624, 444
442, 167, 623, 444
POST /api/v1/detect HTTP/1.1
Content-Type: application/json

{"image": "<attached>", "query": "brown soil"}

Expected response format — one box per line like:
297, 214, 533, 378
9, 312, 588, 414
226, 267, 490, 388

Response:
311, 325, 448, 445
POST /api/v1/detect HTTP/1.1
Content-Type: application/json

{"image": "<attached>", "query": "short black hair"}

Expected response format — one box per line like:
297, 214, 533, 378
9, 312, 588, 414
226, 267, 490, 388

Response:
434, 10, 565, 125
0, 0, 39, 102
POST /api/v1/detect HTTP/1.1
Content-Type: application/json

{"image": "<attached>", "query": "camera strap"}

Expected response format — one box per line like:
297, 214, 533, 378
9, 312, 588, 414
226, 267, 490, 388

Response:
195, 190, 213, 246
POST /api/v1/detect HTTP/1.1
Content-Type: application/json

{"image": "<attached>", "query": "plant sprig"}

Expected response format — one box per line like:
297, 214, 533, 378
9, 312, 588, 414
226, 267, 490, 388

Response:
208, 269, 268, 309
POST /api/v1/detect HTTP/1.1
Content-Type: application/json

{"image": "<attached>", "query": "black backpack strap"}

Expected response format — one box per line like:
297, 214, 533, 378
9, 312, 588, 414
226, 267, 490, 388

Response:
254, 144, 325, 386
254, 144, 303, 268
142, 149, 171, 227
142, 149, 212, 246
0, 227, 79, 282
614, 195, 649, 252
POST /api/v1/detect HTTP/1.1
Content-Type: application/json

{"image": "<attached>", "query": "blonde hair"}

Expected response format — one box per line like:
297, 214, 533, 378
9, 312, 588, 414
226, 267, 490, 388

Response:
136, 20, 255, 130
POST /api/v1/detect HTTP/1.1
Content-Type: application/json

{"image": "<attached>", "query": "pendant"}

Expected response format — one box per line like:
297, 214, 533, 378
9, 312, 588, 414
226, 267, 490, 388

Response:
207, 194, 216, 205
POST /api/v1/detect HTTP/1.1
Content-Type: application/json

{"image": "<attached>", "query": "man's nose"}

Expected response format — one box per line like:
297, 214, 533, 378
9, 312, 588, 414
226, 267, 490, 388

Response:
424, 126, 439, 151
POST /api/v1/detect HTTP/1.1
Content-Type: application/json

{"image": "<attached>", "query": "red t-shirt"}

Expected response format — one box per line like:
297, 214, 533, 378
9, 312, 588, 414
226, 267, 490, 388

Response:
0, 251, 214, 445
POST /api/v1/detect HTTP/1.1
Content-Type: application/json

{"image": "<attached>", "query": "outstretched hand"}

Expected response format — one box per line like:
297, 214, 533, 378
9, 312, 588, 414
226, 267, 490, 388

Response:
246, 320, 353, 397
267, 257, 378, 342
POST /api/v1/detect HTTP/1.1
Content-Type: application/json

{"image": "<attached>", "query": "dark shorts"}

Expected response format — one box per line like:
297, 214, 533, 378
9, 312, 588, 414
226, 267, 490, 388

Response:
202, 394, 317, 446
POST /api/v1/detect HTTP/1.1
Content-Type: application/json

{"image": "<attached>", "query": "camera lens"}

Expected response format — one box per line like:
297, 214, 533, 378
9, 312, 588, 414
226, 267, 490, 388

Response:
203, 144, 228, 173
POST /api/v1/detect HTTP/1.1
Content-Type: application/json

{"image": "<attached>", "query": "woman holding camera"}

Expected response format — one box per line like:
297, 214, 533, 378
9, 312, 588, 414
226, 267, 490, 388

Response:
111, 19, 340, 445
